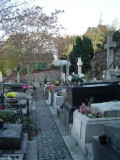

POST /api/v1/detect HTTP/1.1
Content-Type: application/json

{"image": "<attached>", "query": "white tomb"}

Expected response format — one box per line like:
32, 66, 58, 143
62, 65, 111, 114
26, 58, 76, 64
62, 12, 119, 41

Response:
71, 102, 120, 154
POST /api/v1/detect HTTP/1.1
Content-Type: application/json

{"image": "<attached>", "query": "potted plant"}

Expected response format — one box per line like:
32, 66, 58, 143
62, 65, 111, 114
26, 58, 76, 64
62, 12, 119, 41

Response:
71, 74, 84, 85
44, 77, 48, 84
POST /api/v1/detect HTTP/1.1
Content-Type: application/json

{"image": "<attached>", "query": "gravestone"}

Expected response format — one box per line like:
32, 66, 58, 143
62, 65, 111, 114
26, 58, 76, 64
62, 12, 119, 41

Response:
0, 124, 22, 149
77, 57, 82, 75
104, 34, 117, 81
0, 71, 2, 82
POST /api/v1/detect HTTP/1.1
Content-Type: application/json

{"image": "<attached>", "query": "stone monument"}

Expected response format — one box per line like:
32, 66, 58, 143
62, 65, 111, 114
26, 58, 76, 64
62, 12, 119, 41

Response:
0, 71, 2, 82
104, 34, 117, 81
77, 57, 82, 75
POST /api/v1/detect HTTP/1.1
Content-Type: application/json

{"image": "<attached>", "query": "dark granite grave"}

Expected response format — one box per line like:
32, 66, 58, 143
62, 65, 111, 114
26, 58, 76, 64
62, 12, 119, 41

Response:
92, 123, 120, 160
3, 83, 28, 93
0, 124, 22, 150
62, 81, 120, 129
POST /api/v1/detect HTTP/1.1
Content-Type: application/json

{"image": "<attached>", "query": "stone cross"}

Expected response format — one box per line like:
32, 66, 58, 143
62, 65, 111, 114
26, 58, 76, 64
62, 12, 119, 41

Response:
104, 34, 117, 81
0, 72, 2, 82
104, 34, 116, 69
17, 71, 20, 83
77, 57, 83, 75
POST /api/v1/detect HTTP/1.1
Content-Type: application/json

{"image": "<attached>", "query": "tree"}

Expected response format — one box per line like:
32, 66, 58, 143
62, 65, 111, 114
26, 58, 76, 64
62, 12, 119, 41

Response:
81, 35, 94, 73
1, 6, 64, 84
85, 25, 116, 51
0, 0, 31, 38
69, 35, 94, 74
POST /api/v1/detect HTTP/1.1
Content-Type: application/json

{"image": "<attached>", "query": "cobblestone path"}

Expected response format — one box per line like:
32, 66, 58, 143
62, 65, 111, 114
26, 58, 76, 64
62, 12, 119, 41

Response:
35, 88, 73, 160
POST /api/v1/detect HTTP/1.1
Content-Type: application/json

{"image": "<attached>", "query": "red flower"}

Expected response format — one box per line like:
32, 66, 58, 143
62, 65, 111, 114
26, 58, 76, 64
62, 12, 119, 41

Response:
49, 86, 54, 93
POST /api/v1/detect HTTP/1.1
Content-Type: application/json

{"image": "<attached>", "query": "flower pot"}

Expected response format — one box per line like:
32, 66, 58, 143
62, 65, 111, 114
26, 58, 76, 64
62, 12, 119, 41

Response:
74, 82, 78, 86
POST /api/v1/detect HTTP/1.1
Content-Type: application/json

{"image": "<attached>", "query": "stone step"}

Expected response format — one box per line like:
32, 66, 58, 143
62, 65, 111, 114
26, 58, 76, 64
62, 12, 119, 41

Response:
104, 123, 120, 150
85, 143, 93, 160
26, 137, 38, 160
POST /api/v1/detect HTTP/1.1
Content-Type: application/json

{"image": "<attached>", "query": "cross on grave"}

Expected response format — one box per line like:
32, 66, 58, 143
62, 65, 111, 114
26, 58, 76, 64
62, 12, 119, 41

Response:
104, 34, 117, 69
0, 71, 2, 82
77, 57, 83, 75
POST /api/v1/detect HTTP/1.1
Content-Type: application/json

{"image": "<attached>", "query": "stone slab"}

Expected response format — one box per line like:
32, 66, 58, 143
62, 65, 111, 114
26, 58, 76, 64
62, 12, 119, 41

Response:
92, 136, 120, 160
0, 124, 22, 150
90, 101, 120, 117
104, 123, 120, 150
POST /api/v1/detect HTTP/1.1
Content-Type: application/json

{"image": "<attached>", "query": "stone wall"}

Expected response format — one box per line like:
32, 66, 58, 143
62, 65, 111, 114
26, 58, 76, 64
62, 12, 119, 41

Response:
3, 68, 61, 83
91, 44, 120, 72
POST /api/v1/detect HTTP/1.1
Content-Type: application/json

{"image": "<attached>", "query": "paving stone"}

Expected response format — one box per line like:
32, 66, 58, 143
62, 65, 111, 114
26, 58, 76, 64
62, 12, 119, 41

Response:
35, 88, 73, 160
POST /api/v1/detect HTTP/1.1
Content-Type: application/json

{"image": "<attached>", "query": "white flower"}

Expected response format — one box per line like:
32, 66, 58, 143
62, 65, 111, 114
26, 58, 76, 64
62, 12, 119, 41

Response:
68, 75, 72, 81
79, 74, 85, 78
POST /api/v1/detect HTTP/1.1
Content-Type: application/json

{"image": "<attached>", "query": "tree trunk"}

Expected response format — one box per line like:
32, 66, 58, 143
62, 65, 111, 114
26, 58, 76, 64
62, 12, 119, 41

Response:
27, 64, 31, 85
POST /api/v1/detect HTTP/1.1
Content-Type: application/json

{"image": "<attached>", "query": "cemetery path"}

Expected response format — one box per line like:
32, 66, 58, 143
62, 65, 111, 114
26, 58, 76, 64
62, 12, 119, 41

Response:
35, 87, 73, 160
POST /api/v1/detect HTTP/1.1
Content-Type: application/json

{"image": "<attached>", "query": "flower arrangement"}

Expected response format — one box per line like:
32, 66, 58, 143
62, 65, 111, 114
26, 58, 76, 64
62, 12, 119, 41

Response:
9, 98, 18, 103
71, 74, 84, 84
78, 103, 102, 118
57, 90, 62, 96
87, 111, 102, 118
7, 92, 16, 98
96, 75, 103, 80
22, 86, 33, 92
0, 104, 7, 110
55, 80, 61, 86
78, 103, 89, 114
48, 86, 54, 93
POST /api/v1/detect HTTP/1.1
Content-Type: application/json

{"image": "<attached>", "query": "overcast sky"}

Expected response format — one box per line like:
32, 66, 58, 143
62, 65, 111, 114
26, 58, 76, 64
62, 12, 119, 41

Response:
34, 0, 120, 35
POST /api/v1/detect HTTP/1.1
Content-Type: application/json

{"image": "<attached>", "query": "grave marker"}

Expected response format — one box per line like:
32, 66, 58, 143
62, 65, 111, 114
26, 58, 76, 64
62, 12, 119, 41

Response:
104, 34, 117, 81
77, 57, 82, 75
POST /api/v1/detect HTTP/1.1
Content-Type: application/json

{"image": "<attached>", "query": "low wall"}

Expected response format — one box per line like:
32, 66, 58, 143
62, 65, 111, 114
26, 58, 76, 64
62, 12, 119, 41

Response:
3, 69, 61, 83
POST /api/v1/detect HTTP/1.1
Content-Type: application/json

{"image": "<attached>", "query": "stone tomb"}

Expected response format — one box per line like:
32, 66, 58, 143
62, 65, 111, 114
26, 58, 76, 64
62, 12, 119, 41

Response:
62, 81, 120, 130
71, 109, 120, 154
0, 124, 22, 149
92, 123, 120, 160
0, 124, 28, 159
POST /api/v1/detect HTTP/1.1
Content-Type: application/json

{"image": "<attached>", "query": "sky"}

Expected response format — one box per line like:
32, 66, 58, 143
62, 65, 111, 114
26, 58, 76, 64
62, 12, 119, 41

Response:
33, 0, 120, 36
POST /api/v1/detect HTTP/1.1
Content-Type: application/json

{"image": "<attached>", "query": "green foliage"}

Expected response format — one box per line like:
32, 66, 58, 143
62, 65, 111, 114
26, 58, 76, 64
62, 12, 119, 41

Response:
86, 97, 94, 107
23, 117, 40, 140
71, 74, 84, 83
113, 30, 120, 44
69, 36, 94, 74
85, 25, 116, 51
44, 77, 48, 84
0, 110, 14, 123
